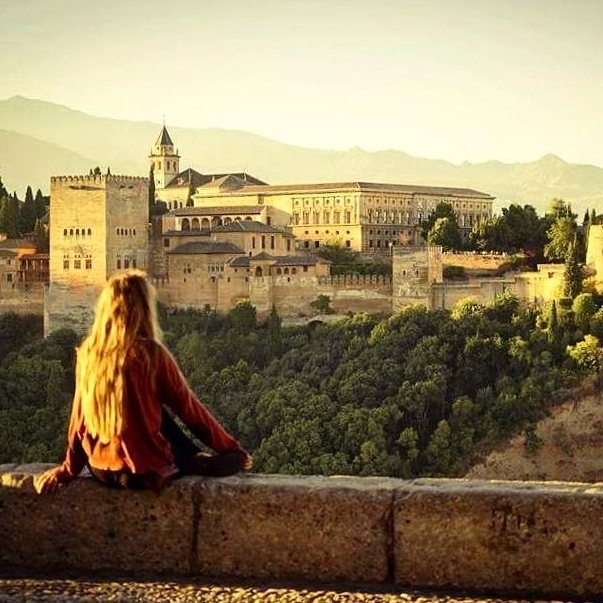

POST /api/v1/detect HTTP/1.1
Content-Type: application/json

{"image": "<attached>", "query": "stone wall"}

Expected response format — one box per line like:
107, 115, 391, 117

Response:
1, 467, 602, 599
0, 281, 44, 316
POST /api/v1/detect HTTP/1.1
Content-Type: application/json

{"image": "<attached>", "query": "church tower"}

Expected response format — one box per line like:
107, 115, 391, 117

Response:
149, 125, 180, 189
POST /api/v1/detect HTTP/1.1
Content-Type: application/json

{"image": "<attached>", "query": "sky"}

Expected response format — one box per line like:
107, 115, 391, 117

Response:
1, 0, 603, 167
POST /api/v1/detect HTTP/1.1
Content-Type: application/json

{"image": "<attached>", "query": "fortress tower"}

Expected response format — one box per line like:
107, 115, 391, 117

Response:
45, 173, 149, 334
149, 125, 180, 189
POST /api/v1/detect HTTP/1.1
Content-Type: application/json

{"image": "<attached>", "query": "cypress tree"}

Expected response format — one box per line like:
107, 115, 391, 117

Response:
19, 185, 37, 234
563, 241, 582, 299
148, 165, 156, 216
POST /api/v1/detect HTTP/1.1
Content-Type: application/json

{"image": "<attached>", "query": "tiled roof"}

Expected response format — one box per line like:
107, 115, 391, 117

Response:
213, 220, 291, 235
165, 168, 205, 189
167, 242, 244, 255
155, 126, 175, 147
0, 238, 36, 250
162, 229, 212, 237
222, 182, 494, 199
230, 253, 326, 266
229, 256, 251, 267
165, 170, 267, 190
172, 206, 262, 216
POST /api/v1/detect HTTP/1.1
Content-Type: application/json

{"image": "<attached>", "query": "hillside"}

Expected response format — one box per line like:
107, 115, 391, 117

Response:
466, 389, 603, 483
1, 95, 603, 215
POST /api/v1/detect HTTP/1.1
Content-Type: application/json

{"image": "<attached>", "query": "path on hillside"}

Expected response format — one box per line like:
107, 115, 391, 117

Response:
0, 577, 584, 603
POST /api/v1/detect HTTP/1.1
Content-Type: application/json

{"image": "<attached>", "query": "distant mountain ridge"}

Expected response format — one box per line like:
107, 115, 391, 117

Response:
1, 95, 602, 215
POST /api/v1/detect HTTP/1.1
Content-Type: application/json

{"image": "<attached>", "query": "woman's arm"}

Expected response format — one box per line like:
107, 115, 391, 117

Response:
158, 346, 248, 456
34, 389, 88, 494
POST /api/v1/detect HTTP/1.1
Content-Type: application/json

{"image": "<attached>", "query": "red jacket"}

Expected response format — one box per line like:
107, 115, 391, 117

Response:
55, 340, 247, 483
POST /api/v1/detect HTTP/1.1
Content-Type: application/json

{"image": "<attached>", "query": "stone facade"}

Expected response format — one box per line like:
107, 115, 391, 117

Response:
37, 126, 581, 333
46, 174, 148, 334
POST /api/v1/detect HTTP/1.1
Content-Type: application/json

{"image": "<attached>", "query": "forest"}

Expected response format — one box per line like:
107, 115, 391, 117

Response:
1, 290, 602, 477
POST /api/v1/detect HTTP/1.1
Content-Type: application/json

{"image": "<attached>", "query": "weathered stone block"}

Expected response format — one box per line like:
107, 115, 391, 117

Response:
394, 479, 603, 599
0, 468, 195, 575
194, 474, 395, 583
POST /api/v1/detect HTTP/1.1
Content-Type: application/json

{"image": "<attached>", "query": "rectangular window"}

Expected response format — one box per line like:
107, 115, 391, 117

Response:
287, 239, 291, 251
117, 259, 121, 269
85, 258, 92, 270
164, 238, 170, 247
252, 237, 256, 249
124, 259, 130, 269
270, 236, 275, 250
345, 211, 351, 223
132, 259, 137, 269
261, 236, 266, 249
74, 259, 81, 269
266, 217, 271, 225
63, 260, 69, 270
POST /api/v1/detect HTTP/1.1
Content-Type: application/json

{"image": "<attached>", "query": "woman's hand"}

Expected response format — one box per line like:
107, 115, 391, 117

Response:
34, 467, 64, 494
243, 454, 253, 471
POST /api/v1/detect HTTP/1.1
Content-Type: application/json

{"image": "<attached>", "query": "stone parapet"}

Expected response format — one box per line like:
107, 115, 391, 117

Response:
1, 466, 601, 599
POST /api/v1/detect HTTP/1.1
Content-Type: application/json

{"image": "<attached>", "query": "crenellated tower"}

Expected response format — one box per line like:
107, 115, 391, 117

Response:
148, 125, 180, 189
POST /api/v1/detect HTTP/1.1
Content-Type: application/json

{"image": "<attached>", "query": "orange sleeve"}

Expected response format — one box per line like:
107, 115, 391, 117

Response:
55, 386, 88, 482
158, 346, 247, 455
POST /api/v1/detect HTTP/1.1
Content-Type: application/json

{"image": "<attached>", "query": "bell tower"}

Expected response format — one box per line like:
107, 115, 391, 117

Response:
148, 124, 180, 189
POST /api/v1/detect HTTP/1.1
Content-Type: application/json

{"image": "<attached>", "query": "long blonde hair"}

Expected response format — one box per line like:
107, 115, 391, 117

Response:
77, 270, 162, 443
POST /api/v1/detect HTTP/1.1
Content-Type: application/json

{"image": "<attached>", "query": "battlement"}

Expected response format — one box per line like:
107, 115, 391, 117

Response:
1, 467, 602, 599
50, 174, 148, 186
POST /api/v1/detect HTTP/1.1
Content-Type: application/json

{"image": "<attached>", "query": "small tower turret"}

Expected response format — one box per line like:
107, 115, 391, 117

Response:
148, 125, 180, 189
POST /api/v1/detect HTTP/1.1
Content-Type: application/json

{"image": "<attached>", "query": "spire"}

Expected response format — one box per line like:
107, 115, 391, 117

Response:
155, 125, 174, 147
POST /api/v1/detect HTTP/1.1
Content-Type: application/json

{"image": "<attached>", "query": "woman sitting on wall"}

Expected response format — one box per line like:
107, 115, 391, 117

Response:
35, 270, 252, 494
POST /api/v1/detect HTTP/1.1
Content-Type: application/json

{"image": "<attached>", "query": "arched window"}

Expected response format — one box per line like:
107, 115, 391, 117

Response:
291, 268, 297, 274
255, 267, 263, 277
224, 217, 232, 225
75, 229, 80, 236
182, 218, 191, 231
202, 218, 210, 229
133, 228, 136, 236
245, 216, 253, 221
192, 218, 200, 230
276, 268, 282, 275
63, 229, 68, 236
211, 217, 222, 228
69, 228, 74, 236
284, 267, 290, 275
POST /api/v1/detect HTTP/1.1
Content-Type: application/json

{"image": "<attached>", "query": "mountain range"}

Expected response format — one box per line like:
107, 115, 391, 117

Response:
1, 95, 602, 216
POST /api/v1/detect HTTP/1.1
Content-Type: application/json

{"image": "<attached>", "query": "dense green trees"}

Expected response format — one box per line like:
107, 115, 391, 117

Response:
0, 290, 601, 474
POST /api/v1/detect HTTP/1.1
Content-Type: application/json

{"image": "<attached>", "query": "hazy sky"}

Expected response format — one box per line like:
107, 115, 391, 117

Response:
2, 0, 603, 167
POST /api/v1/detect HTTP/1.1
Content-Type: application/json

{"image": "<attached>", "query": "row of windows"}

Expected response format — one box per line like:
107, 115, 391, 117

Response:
62, 254, 92, 270
152, 160, 177, 172
63, 228, 92, 237
294, 211, 353, 225
116, 227, 137, 236
181, 216, 254, 230
302, 240, 352, 249
303, 230, 352, 236
181, 266, 307, 282
293, 197, 354, 207
116, 258, 137, 270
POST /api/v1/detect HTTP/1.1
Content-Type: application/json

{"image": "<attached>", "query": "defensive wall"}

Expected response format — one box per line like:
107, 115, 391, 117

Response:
1, 465, 602, 600
0, 281, 45, 316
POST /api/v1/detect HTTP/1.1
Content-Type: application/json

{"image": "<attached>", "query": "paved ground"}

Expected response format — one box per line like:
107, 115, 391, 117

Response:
0, 577, 586, 603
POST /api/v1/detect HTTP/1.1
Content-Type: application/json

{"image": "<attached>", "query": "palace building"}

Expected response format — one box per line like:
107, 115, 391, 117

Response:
151, 125, 494, 254
44, 125, 497, 333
